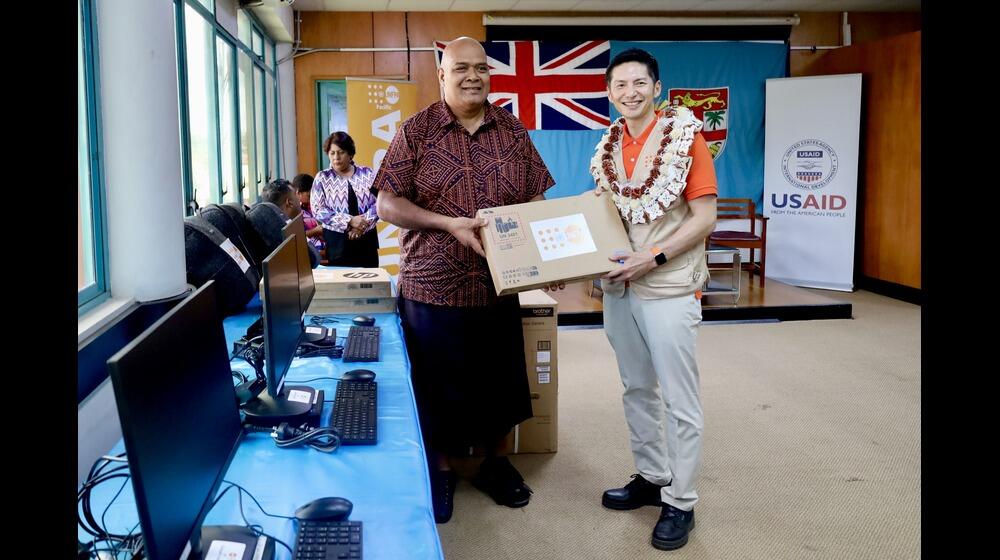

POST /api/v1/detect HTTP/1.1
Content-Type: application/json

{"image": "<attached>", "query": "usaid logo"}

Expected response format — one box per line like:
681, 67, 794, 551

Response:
782, 139, 838, 190
344, 272, 379, 279
495, 217, 519, 234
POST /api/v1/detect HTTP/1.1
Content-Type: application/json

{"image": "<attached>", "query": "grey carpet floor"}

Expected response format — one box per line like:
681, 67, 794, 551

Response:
437, 289, 920, 560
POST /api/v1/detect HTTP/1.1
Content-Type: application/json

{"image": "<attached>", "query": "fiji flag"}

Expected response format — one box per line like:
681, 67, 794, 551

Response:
433, 40, 610, 130
433, 40, 787, 204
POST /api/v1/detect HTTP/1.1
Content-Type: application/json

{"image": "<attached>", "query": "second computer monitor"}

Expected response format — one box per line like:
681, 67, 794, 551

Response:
244, 235, 322, 426
262, 235, 302, 397
281, 213, 316, 315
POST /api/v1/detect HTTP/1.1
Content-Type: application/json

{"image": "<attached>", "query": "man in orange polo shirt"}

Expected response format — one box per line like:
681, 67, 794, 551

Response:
590, 48, 718, 551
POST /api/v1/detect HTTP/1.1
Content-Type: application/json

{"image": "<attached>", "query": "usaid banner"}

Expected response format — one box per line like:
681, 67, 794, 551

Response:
764, 74, 861, 291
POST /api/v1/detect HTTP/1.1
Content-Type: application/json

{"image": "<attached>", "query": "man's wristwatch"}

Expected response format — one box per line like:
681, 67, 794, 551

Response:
651, 247, 668, 266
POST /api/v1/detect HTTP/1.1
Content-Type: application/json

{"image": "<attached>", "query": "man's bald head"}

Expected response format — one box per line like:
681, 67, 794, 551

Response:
441, 37, 486, 66
438, 37, 490, 117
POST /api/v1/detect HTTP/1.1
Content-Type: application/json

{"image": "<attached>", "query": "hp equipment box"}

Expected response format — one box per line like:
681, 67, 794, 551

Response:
312, 267, 392, 299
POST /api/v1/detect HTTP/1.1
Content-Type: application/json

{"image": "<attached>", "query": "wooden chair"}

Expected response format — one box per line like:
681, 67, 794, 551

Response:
708, 198, 769, 288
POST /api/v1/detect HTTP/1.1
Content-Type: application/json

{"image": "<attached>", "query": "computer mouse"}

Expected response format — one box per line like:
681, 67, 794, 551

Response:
352, 315, 375, 327
341, 369, 376, 382
294, 497, 353, 522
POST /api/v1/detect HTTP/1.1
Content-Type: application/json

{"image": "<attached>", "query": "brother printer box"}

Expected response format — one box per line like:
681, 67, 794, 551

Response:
469, 290, 558, 455
478, 193, 630, 296
498, 290, 560, 454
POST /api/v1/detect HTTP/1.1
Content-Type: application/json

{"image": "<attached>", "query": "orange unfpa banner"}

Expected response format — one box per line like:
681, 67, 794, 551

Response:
345, 78, 417, 171
375, 221, 400, 278
345, 78, 415, 280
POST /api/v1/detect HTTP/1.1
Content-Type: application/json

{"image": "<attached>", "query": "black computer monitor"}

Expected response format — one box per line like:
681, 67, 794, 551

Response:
242, 236, 322, 426
281, 213, 316, 315
106, 281, 274, 560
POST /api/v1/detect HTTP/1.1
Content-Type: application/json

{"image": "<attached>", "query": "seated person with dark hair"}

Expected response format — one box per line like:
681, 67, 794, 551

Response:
262, 178, 320, 268
262, 178, 301, 220
292, 173, 327, 262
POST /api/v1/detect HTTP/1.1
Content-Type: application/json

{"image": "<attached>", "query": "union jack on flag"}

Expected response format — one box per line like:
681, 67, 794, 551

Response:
434, 40, 611, 130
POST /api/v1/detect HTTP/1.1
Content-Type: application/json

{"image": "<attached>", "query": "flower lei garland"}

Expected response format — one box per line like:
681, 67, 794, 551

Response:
589, 106, 703, 224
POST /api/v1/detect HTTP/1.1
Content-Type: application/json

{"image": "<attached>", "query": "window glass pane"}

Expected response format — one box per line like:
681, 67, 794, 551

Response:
217, 37, 238, 204
193, 0, 213, 13
184, 4, 220, 210
237, 9, 251, 46
252, 29, 263, 58
315, 80, 347, 172
238, 51, 257, 203
78, 3, 95, 292
264, 37, 273, 68
266, 72, 278, 182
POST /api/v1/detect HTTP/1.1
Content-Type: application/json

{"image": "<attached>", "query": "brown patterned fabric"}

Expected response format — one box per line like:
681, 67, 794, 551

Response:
374, 101, 555, 307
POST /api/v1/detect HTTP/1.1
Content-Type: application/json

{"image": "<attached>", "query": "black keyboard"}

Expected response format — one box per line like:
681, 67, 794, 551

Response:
331, 380, 377, 445
342, 326, 380, 362
292, 519, 363, 560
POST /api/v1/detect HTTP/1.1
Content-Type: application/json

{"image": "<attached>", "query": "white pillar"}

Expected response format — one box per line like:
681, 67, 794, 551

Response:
278, 41, 298, 178
98, 0, 188, 303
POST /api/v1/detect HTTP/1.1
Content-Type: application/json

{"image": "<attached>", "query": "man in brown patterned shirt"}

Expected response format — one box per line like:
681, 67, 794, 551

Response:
374, 37, 555, 524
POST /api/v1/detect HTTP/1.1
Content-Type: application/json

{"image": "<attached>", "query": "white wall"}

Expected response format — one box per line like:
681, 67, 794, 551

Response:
78, 380, 122, 484
80, 0, 189, 484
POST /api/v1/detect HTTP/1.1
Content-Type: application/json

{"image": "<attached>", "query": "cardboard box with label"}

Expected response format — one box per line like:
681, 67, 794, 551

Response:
478, 193, 631, 296
505, 289, 559, 454
305, 267, 396, 314
306, 296, 396, 315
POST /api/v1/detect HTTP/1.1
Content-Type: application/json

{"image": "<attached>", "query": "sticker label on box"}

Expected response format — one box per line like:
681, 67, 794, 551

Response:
530, 213, 597, 262
205, 540, 246, 560
536, 351, 551, 363
487, 211, 527, 247
501, 265, 540, 286
538, 372, 551, 384
220, 238, 251, 273
287, 390, 312, 404
536, 365, 551, 373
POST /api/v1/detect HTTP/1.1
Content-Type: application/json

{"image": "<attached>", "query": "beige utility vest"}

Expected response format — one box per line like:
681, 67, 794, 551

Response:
596, 110, 709, 300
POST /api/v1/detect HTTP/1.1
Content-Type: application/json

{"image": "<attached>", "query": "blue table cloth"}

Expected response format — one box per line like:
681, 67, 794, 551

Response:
82, 295, 443, 560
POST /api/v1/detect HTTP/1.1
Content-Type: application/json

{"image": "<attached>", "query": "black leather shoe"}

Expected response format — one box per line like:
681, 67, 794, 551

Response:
602, 474, 668, 510
431, 469, 458, 524
651, 504, 695, 551
473, 457, 532, 508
